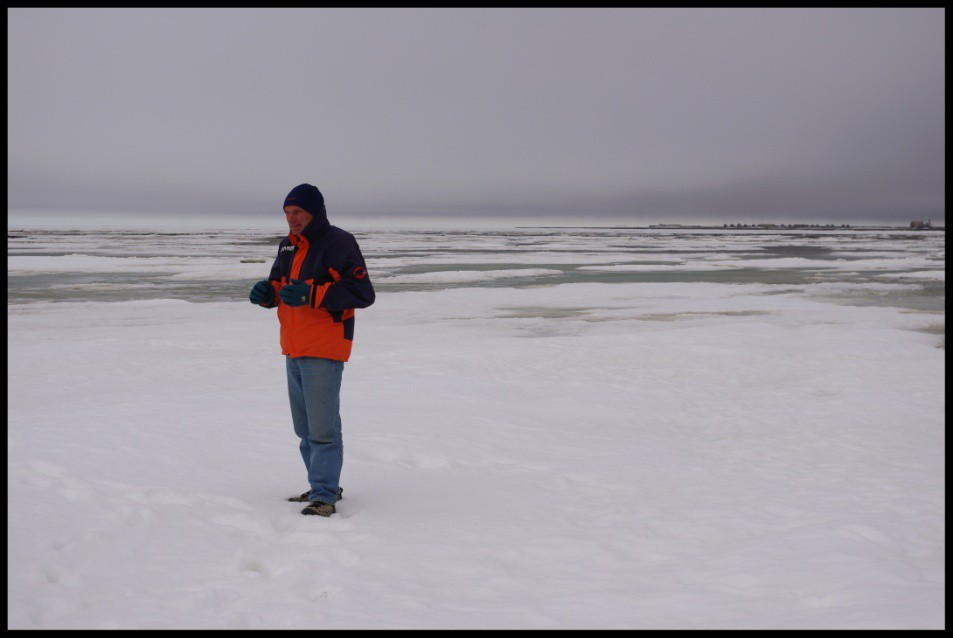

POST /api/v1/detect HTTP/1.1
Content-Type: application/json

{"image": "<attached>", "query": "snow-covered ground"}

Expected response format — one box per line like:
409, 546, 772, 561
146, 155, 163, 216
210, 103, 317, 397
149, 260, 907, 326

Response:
7, 223, 945, 629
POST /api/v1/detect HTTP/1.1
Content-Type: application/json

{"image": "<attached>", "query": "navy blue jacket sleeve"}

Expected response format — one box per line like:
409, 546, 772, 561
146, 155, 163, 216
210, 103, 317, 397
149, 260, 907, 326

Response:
319, 233, 375, 311
257, 243, 287, 309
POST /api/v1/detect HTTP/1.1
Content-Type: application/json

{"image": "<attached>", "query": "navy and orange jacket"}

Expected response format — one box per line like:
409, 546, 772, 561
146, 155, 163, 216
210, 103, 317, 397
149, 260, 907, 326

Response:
260, 217, 375, 362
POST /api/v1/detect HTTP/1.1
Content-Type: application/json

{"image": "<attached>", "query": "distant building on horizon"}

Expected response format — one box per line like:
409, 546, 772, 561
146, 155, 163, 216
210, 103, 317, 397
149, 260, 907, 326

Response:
910, 220, 933, 229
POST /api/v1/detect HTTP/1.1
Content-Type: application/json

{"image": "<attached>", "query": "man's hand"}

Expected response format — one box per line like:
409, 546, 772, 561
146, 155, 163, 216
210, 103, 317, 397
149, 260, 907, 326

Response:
249, 279, 275, 305
279, 279, 311, 307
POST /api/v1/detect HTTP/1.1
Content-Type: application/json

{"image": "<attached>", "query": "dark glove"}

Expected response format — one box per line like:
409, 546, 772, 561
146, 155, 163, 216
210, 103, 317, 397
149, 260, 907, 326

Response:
279, 279, 311, 307
249, 280, 275, 305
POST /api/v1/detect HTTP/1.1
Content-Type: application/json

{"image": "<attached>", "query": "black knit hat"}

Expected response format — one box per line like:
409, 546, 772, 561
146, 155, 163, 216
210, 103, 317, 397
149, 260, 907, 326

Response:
283, 184, 325, 216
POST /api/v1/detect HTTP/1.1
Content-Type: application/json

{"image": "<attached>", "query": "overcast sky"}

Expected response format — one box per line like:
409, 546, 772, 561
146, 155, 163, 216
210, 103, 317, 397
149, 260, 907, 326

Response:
7, 8, 945, 224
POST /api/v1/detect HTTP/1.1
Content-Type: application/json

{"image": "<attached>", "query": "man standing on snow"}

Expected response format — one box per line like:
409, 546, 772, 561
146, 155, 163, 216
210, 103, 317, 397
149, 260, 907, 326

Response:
249, 183, 375, 517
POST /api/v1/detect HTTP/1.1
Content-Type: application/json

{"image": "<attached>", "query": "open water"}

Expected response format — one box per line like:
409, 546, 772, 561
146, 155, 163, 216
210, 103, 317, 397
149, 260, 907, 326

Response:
7, 226, 945, 313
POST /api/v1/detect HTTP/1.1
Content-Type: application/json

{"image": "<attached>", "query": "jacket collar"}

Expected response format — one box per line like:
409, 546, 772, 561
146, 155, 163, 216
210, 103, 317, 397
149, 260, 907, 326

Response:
301, 215, 331, 240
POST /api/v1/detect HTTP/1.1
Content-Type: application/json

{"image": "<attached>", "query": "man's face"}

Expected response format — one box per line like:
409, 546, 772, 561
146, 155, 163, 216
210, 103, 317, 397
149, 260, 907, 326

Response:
284, 205, 313, 236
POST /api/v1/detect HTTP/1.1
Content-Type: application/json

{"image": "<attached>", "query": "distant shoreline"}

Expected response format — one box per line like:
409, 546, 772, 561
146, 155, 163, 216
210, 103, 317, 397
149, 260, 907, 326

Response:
518, 224, 945, 231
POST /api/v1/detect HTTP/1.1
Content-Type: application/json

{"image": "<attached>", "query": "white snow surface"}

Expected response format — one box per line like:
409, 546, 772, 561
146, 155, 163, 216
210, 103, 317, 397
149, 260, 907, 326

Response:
6, 227, 945, 629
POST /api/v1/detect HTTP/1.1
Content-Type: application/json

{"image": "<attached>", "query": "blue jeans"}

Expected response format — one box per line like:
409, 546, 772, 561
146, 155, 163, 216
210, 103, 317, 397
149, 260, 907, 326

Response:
286, 356, 344, 504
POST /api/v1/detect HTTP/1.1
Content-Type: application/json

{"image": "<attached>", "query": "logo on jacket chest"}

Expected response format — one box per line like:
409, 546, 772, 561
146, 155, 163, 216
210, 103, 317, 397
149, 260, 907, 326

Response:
280, 245, 296, 253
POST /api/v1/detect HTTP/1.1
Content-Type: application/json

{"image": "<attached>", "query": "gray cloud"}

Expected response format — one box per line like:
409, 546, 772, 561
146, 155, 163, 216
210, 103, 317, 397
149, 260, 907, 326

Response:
7, 8, 945, 224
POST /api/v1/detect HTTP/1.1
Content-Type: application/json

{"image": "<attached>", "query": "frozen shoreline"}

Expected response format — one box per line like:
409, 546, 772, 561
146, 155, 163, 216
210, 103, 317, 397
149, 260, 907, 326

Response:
8, 260, 945, 628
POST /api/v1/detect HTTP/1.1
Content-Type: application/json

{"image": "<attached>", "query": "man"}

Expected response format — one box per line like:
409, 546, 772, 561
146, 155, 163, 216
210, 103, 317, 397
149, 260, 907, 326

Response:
249, 183, 375, 517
